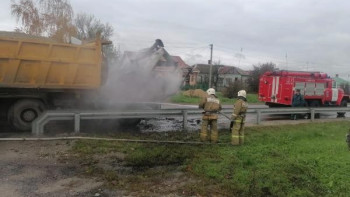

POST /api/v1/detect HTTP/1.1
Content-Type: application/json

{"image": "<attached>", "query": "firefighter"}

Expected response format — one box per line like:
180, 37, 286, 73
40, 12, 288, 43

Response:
291, 89, 306, 120
231, 90, 248, 146
199, 88, 222, 143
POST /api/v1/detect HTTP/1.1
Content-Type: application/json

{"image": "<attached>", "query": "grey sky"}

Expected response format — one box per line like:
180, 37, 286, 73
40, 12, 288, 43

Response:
1, 0, 350, 78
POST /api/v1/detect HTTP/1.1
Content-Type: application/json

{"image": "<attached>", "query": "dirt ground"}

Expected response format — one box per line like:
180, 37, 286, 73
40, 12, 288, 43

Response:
0, 141, 106, 197
0, 140, 196, 197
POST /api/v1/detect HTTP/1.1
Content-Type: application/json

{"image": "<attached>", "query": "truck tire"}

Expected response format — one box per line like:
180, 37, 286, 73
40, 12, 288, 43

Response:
337, 100, 347, 117
309, 100, 321, 119
8, 99, 46, 131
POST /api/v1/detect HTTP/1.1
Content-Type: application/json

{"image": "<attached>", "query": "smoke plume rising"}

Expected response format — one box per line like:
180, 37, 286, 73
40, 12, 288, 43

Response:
100, 42, 182, 105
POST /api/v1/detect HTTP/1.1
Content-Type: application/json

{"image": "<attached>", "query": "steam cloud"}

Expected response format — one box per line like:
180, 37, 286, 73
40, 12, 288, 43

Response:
100, 46, 182, 105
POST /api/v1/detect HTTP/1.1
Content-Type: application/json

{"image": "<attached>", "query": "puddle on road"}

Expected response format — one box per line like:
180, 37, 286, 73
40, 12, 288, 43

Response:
138, 116, 232, 132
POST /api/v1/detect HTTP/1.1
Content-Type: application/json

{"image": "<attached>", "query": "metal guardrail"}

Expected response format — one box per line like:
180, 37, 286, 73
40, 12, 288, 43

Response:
32, 107, 350, 136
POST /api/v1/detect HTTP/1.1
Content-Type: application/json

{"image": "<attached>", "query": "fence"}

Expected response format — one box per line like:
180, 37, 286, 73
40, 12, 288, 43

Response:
31, 107, 350, 136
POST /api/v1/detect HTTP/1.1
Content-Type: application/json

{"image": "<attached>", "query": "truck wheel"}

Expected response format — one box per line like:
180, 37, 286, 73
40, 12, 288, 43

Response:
8, 99, 46, 131
337, 100, 347, 117
309, 100, 321, 119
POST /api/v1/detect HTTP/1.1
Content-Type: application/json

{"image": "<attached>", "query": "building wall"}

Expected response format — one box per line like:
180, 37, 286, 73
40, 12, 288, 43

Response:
216, 74, 249, 91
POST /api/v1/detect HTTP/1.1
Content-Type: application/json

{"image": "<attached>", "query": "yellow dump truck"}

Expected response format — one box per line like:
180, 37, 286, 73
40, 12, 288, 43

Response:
0, 32, 107, 130
0, 32, 180, 131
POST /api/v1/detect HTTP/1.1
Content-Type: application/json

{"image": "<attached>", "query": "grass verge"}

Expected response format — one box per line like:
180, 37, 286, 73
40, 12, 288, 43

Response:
170, 91, 261, 104
71, 121, 350, 196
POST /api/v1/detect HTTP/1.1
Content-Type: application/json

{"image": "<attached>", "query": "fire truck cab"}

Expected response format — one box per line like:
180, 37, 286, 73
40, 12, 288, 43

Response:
258, 70, 349, 108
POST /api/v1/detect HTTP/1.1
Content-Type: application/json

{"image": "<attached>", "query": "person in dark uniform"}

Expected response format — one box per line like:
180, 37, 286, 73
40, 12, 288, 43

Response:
291, 89, 306, 120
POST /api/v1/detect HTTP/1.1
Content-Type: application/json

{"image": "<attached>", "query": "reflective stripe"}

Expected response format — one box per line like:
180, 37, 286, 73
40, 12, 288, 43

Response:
271, 77, 275, 102
276, 76, 280, 101
331, 88, 338, 102
207, 97, 220, 104
232, 135, 244, 138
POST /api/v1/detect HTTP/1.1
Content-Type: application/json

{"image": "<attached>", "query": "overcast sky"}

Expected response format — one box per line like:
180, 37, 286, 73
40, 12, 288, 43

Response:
1, 0, 350, 78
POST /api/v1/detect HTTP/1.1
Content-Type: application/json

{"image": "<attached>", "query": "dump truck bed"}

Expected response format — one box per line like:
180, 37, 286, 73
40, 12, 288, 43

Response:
0, 32, 102, 89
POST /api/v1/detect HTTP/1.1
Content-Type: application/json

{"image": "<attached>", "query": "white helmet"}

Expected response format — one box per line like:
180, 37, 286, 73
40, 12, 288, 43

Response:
238, 90, 246, 98
206, 88, 216, 95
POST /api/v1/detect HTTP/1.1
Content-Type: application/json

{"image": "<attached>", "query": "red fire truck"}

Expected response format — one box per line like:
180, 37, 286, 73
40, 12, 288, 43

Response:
258, 70, 349, 109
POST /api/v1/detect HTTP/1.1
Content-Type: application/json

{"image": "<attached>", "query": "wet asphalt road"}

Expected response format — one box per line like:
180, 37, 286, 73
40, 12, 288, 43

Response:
0, 103, 349, 135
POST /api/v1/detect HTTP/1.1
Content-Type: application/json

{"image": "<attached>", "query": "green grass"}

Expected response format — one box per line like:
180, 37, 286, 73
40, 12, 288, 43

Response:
187, 122, 350, 196
170, 91, 261, 104
170, 92, 201, 103
71, 122, 350, 196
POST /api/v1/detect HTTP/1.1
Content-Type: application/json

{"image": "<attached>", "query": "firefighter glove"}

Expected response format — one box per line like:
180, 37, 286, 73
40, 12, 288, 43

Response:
231, 114, 237, 121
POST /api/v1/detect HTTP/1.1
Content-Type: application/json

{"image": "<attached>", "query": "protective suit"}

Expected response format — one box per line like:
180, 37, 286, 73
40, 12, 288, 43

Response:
199, 88, 222, 143
231, 90, 248, 145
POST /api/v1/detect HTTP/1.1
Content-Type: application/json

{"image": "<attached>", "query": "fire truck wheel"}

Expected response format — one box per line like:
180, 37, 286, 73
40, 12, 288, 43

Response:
337, 100, 347, 117
309, 100, 321, 119
7, 99, 46, 131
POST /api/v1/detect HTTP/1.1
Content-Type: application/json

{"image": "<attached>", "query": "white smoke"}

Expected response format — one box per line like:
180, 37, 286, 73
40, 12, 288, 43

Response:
100, 45, 182, 104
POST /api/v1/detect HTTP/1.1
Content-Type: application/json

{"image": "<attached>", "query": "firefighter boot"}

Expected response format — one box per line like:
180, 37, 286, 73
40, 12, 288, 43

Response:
200, 119, 209, 142
210, 120, 218, 143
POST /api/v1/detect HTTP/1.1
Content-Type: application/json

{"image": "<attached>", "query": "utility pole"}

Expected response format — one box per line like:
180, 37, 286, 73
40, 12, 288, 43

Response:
209, 44, 213, 88
238, 47, 243, 67
285, 52, 288, 70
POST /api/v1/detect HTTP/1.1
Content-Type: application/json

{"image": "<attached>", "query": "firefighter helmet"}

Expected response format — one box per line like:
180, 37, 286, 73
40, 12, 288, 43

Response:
206, 88, 216, 95
238, 90, 246, 98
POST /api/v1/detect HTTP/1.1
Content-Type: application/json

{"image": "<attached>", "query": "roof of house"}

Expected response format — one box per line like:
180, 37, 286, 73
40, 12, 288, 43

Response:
218, 66, 250, 75
334, 76, 350, 85
193, 64, 222, 74
194, 64, 249, 75
172, 56, 189, 69
122, 50, 191, 71
122, 47, 176, 67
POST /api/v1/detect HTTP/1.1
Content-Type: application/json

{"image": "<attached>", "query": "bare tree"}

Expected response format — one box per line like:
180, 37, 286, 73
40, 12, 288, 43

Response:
11, 0, 119, 61
75, 13, 113, 41
74, 13, 119, 66
39, 0, 75, 41
11, 0, 42, 35
75, 13, 119, 63
247, 62, 277, 92
11, 0, 76, 42
211, 61, 223, 89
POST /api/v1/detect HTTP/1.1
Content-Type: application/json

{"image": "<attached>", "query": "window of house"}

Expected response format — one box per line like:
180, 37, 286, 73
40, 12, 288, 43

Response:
226, 78, 231, 85
235, 77, 238, 81
218, 77, 223, 85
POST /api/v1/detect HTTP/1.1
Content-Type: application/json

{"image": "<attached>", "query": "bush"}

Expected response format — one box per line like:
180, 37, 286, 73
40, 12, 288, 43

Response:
222, 81, 245, 99
181, 83, 208, 91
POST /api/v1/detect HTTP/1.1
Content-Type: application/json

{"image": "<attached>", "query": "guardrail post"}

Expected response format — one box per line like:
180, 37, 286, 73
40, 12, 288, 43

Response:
256, 109, 261, 125
310, 109, 315, 122
182, 110, 188, 131
74, 113, 81, 133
